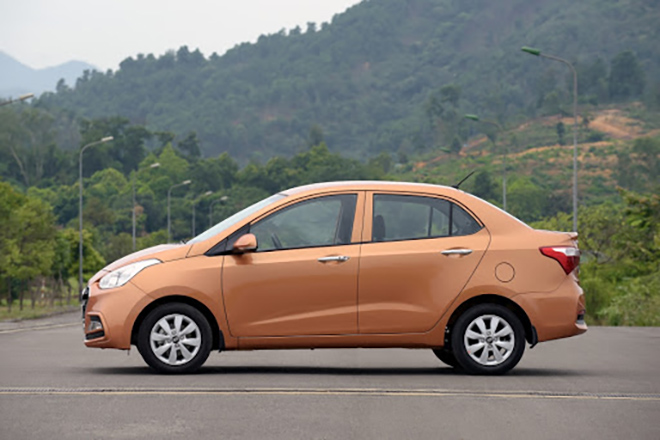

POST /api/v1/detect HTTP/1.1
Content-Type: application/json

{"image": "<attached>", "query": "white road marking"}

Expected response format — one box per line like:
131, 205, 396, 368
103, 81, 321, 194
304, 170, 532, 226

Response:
0, 387, 658, 401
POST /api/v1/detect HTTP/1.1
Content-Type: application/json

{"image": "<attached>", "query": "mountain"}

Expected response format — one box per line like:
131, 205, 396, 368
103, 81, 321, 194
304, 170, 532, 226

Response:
34, 0, 660, 160
0, 51, 96, 99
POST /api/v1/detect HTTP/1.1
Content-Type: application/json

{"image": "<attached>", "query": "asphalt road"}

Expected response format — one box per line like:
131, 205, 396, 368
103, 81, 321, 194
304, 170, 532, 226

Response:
1, 312, 659, 440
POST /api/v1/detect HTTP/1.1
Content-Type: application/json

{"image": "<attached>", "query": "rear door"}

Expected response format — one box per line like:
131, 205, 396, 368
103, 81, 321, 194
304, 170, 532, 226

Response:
358, 192, 490, 334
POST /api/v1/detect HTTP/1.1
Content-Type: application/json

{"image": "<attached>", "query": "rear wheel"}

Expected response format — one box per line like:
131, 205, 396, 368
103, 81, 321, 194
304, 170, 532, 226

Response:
451, 303, 525, 375
137, 303, 212, 374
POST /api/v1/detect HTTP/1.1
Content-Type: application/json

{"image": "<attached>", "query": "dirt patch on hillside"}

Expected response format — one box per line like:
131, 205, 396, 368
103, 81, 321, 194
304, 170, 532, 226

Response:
588, 110, 639, 139
509, 141, 613, 159
415, 107, 655, 171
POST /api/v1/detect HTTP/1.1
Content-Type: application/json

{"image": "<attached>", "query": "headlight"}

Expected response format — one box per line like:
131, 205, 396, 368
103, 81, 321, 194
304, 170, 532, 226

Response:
99, 259, 161, 289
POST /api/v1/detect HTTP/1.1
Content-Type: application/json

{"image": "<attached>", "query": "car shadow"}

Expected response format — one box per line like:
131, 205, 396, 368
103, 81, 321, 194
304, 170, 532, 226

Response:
86, 365, 586, 377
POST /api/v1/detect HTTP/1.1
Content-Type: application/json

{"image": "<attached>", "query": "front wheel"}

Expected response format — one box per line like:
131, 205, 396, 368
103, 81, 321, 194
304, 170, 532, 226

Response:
451, 303, 525, 375
137, 303, 212, 374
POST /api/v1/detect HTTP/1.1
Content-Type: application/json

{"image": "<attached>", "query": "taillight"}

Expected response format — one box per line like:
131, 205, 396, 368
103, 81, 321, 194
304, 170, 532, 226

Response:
540, 246, 580, 274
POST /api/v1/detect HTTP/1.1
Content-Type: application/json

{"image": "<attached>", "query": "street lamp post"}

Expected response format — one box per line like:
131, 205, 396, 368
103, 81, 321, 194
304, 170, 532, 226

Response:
167, 180, 192, 243
208, 196, 229, 227
192, 191, 213, 237
132, 162, 161, 251
0, 93, 34, 107
465, 114, 507, 211
79, 136, 114, 293
522, 46, 579, 232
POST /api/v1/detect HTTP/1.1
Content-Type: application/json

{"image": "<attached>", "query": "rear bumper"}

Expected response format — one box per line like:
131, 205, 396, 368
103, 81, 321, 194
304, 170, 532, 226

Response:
83, 282, 153, 349
513, 274, 587, 343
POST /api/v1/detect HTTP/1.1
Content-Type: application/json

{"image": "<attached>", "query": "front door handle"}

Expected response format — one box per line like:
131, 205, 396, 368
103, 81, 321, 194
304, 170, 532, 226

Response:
318, 256, 350, 263
441, 249, 473, 256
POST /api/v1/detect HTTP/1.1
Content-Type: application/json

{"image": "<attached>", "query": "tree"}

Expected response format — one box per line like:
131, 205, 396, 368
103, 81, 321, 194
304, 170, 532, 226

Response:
439, 84, 461, 107
157, 144, 191, 186
556, 122, 566, 146
578, 57, 608, 103
105, 232, 133, 262
472, 171, 496, 201
425, 94, 444, 125
59, 228, 105, 286
190, 152, 238, 194
0, 107, 58, 187
308, 125, 325, 147
609, 51, 646, 101
0, 182, 24, 310
368, 152, 393, 175
1, 189, 57, 310
177, 132, 202, 159
79, 117, 151, 176
541, 91, 561, 115
450, 136, 462, 154
507, 177, 547, 222
51, 230, 74, 304
155, 131, 176, 147
632, 137, 660, 186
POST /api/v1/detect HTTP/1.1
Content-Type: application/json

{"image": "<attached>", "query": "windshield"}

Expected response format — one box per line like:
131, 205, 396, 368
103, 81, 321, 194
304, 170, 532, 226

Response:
188, 193, 287, 244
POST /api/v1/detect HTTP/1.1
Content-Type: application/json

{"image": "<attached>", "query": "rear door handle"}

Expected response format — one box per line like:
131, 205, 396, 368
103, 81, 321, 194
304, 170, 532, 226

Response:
318, 256, 350, 263
441, 249, 473, 256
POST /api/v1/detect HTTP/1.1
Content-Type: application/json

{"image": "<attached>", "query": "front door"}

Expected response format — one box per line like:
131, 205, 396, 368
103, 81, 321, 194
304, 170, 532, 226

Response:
222, 193, 363, 337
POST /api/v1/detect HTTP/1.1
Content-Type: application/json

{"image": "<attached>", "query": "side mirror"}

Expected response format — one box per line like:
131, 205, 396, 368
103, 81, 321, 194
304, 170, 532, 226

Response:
232, 233, 257, 253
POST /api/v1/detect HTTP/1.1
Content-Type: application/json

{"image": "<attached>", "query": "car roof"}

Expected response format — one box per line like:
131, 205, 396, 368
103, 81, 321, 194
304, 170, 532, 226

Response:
281, 180, 463, 196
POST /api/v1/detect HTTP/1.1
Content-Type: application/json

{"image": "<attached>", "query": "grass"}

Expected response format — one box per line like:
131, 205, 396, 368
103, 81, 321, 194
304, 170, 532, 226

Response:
0, 300, 79, 322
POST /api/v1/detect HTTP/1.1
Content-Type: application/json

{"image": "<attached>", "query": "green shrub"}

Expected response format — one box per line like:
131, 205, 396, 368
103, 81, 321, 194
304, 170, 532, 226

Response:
601, 273, 660, 326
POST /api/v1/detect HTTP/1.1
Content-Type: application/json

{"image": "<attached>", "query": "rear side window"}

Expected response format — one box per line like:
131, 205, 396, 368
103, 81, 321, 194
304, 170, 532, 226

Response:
372, 194, 481, 242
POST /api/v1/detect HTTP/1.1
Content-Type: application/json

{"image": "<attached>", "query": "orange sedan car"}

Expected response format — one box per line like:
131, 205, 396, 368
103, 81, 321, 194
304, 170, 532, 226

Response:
82, 181, 586, 374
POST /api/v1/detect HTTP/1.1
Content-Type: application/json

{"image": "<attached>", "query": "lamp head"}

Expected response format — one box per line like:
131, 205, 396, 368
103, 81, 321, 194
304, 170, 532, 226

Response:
521, 46, 541, 56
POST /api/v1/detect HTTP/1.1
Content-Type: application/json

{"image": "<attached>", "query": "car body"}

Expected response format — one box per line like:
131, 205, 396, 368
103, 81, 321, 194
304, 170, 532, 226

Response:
82, 181, 586, 374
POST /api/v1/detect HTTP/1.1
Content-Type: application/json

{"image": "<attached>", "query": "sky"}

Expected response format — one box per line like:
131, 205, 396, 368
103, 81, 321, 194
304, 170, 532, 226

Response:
0, 0, 363, 71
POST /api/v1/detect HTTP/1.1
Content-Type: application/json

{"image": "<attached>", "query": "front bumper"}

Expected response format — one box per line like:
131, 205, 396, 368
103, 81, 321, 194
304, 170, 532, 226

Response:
81, 287, 105, 340
82, 281, 153, 349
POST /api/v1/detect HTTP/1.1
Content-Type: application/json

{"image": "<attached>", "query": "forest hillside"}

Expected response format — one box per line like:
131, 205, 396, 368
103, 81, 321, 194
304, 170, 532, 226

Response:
35, 0, 660, 161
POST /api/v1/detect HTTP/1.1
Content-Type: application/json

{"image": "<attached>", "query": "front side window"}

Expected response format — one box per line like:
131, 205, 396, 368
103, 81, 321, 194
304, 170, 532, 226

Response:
252, 194, 357, 251
189, 193, 286, 244
372, 194, 481, 242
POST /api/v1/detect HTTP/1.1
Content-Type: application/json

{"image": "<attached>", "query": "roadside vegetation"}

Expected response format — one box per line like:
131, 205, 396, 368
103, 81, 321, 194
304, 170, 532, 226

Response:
1, 102, 658, 323
0, 301, 78, 322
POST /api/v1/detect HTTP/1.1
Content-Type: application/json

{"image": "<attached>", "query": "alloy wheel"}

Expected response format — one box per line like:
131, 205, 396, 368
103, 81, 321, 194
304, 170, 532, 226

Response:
463, 314, 515, 366
149, 313, 202, 366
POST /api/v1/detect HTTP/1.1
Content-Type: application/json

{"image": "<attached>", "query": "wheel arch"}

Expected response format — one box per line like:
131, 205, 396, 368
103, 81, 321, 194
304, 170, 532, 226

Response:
131, 295, 224, 351
444, 294, 536, 347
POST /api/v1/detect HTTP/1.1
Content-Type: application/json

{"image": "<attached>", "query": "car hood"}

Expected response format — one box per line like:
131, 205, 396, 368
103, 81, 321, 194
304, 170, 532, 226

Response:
88, 243, 191, 285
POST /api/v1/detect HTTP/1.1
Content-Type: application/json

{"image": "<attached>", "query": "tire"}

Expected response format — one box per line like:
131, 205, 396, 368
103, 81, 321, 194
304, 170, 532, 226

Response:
451, 303, 525, 375
432, 348, 458, 368
137, 303, 212, 374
